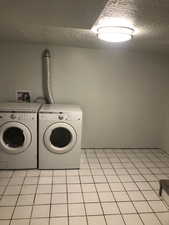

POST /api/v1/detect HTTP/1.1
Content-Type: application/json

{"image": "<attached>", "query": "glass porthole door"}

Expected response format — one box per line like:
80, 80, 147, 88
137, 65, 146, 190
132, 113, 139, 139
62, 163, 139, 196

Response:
44, 122, 77, 154
0, 122, 32, 154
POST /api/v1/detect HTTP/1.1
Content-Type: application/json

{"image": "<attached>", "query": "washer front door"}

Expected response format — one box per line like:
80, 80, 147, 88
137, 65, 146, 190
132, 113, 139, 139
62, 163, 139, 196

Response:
44, 122, 77, 154
0, 122, 32, 154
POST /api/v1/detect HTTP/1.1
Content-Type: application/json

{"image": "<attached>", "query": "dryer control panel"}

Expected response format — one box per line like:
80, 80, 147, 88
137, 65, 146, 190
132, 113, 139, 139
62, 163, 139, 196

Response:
40, 111, 82, 121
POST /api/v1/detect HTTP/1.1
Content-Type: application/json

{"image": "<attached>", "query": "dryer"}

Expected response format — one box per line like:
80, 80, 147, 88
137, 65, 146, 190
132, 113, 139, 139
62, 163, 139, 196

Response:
0, 102, 41, 169
39, 104, 82, 169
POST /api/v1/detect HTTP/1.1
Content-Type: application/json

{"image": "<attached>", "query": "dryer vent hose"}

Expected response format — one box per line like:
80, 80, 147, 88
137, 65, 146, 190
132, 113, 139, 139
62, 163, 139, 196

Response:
42, 49, 55, 104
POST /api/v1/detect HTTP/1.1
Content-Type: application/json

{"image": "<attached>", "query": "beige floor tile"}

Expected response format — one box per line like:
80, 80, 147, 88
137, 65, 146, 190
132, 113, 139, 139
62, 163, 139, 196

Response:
21, 185, 37, 194
50, 217, 68, 225
110, 183, 124, 192
32, 205, 50, 218
68, 192, 83, 203
51, 193, 67, 204
24, 177, 38, 185
30, 218, 49, 225
5, 186, 21, 195
0, 186, 5, 195
0, 177, 10, 186
106, 215, 125, 225
50, 204, 67, 217
0, 220, 10, 225
123, 214, 143, 225
53, 170, 66, 176
106, 175, 120, 183
113, 191, 130, 201
140, 213, 161, 225
102, 202, 120, 214
136, 182, 152, 191
13, 206, 32, 219
123, 182, 139, 191
131, 175, 145, 182
39, 177, 52, 185
95, 183, 110, 192
17, 194, 34, 206
82, 184, 96, 193
127, 191, 145, 201
68, 184, 81, 193
53, 177, 66, 184
148, 201, 168, 212
66, 170, 79, 176
69, 216, 87, 225
91, 169, 104, 176
98, 192, 115, 202
52, 184, 66, 193
93, 176, 107, 183
133, 201, 152, 213
27, 170, 40, 177
40, 170, 53, 177
156, 212, 169, 225
69, 203, 85, 216
83, 193, 99, 203
88, 215, 106, 225
118, 202, 136, 214
13, 171, 26, 177
0, 171, 13, 178
37, 185, 52, 194
10, 219, 30, 225
0, 178, 10, 186
85, 203, 103, 215
119, 175, 133, 182
35, 194, 51, 205
0, 195, 18, 206
0, 206, 14, 219
80, 176, 94, 183
67, 176, 80, 184
9, 177, 24, 185
142, 190, 160, 201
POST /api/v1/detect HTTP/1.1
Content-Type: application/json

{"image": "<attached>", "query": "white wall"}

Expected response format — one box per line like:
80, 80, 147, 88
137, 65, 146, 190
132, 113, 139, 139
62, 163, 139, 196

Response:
0, 42, 169, 148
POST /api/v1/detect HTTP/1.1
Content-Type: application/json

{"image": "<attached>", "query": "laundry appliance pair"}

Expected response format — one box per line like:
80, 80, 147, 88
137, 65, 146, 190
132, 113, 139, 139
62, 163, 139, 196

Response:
0, 103, 82, 169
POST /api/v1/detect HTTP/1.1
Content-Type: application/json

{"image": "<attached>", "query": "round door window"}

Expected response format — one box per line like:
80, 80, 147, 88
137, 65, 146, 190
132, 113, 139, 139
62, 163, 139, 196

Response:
44, 122, 77, 154
0, 122, 32, 154
50, 127, 72, 148
3, 127, 25, 148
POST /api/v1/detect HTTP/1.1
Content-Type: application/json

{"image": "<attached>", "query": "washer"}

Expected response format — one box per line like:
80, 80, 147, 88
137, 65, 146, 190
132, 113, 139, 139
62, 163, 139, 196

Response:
39, 104, 82, 169
0, 102, 41, 169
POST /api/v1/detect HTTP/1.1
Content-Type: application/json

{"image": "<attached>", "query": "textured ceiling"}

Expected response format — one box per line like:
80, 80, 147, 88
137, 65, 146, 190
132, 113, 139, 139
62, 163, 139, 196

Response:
0, 0, 169, 54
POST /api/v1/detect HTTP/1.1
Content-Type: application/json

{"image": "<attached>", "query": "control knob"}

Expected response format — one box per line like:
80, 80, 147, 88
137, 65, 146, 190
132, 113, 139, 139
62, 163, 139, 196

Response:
58, 115, 64, 120
10, 114, 16, 119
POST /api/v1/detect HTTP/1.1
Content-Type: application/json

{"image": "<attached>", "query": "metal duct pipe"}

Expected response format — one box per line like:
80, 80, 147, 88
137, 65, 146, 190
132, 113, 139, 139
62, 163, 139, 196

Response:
42, 49, 55, 104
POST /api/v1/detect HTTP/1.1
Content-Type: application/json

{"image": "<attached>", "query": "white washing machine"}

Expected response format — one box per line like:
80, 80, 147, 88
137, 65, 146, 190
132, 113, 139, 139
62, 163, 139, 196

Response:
39, 104, 82, 169
0, 102, 41, 169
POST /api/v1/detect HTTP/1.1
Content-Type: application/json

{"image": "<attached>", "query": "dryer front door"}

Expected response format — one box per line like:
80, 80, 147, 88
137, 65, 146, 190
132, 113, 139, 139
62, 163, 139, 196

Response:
0, 122, 32, 154
44, 122, 77, 154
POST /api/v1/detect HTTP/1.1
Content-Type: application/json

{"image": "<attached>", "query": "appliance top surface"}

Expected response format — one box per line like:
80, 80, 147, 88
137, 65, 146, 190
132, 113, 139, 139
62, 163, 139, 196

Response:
40, 104, 82, 113
0, 102, 41, 112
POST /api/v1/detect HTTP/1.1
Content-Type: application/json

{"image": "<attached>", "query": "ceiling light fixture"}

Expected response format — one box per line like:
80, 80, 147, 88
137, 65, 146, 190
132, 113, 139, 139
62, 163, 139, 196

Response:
93, 17, 135, 43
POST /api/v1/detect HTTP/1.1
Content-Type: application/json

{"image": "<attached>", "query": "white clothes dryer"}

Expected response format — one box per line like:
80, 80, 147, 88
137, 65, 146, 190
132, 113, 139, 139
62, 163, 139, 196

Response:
38, 104, 82, 169
0, 102, 41, 169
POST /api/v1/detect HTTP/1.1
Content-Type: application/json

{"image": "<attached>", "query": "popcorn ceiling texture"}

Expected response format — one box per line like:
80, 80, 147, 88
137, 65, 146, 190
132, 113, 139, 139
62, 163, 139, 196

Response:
0, 0, 169, 54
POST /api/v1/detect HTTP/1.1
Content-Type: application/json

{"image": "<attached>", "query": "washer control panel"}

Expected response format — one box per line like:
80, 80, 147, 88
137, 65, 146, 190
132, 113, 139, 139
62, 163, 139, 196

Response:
0, 113, 35, 121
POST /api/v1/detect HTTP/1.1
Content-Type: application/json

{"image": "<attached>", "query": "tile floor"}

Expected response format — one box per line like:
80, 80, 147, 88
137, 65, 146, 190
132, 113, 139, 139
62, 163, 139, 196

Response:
0, 148, 169, 225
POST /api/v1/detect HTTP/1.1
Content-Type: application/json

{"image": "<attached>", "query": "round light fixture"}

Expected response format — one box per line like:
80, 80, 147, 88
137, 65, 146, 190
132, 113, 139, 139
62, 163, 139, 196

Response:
93, 17, 135, 43
97, 26, 134, 42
